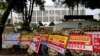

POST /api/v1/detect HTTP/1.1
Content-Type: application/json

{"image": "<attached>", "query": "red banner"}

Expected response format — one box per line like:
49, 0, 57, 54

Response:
67, 34, 92, 51
86, 32, 100, 52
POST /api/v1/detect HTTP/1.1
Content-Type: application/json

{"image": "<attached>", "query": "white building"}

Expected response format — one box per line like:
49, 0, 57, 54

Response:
17, 5, 85, 26
5, 0, 85, 26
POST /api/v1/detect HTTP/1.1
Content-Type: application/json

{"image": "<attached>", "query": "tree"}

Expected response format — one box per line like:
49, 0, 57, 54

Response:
0, 0, 45, 49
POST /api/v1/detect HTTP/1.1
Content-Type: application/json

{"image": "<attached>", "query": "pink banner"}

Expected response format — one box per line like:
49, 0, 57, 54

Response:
29, 36, 41, 53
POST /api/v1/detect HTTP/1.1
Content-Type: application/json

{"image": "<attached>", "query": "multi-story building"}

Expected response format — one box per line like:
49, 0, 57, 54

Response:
17, 5, 85, 26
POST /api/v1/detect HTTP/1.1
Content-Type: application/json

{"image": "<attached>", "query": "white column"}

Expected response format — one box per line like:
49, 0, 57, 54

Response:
42, 11, 43, 23
54, 8, 56, 22
48, 10, 50, 22
36, 10, 37, 24
47, 10, 49, 22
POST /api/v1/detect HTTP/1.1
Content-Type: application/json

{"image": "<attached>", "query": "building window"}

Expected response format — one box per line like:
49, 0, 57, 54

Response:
49, 10, 54, 14
32, 17, 36, 22
43, 17, 48, 22
62, 10, 67, 15
37, 11, 42, 16
49, 10, 54, 17
55, 10, 61, 16
37, 17, 42, 22
74, 10, 78, 15
43, 11, 48, 17
79, 10, 85, 15
56, 17, 61, 22
32, 11, 36, 16
49, 17, 54, 22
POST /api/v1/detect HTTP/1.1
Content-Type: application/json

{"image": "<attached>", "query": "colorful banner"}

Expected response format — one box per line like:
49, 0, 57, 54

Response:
47, 35, 68, 54
4, 33, 20, 45
29, 36, 41, 53
20, 34, 32, 44
85, 32, 100, 52
67, 34, 92, 51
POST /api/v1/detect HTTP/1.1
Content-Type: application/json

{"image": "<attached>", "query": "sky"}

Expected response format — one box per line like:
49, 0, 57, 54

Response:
45, 0, 100, 15
85, 9, 100, 15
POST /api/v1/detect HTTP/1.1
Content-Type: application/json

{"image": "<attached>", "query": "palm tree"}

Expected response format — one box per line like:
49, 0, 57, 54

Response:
62, 0, 76, 15
75, 0, 81, 15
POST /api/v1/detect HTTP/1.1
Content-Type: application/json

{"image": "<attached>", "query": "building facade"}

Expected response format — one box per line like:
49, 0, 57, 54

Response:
17, 5, 85, 26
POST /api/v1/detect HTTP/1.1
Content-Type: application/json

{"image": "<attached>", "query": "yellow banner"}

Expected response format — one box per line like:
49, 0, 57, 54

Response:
48, 35, 68, 48
70, 35, 91, 42
21, 34, 32, 39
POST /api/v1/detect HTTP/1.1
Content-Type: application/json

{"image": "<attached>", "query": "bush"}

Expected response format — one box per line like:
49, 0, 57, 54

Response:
49, 22, 55, 26
31, 23, 38, 30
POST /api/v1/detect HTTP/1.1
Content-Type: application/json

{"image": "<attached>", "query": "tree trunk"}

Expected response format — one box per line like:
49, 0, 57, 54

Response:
0, 1, 14, 49
72, 9, 73, 15
77, 4, 79, 15
71, 7, 74, 15
21, 0, 35, 32
0, 26, 4, 49
69, 7, 71, 15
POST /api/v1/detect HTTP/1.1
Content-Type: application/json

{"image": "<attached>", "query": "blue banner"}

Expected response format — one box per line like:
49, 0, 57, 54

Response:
3, 33, 20, 45
5, 33, 20, 40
